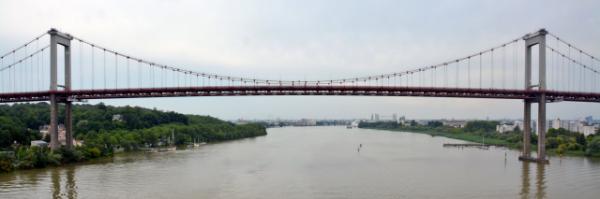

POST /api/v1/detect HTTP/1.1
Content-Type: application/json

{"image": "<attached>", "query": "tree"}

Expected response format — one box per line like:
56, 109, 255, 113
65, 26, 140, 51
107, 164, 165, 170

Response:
427, 121, 443, 128
0, 116, 29, 148
546, 137, 559, 149
586, 136, 600, 156
576, 133, 587, 147
464, 121, 499, 133
410, 120, 418, 127
0, 103, 266, 149
358, 121, 399, 129
0, 103, 268, 172
513, 125, 521, 133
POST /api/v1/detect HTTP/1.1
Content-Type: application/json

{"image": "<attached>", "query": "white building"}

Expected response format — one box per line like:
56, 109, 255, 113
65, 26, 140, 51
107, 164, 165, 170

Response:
299, 119, 317, 126
549, 118, 597, 136
494, 120, 544, 134
443, 120, 467, 128
496, 123, 518, 133
582, 125, 597, 136
39, 124, 65, 142
551, 118, 562, 129
369, 113, 404, 123
112, 114, 124, 122
350, 120, 360, 128
514, 120, 525, 132
39, 124, 82, 146
30, 140, 48, 148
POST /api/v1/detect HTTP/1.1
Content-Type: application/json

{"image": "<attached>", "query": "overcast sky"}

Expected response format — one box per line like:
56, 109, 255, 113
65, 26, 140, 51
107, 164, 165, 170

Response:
1, 0, 600, 120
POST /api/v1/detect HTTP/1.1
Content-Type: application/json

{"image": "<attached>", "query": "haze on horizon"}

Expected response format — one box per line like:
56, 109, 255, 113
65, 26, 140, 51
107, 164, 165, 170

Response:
1, 0, 599, 120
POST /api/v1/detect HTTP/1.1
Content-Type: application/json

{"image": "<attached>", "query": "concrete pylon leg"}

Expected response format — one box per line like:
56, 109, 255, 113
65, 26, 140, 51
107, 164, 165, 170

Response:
522, 100, 531, 159
65, 102, 73, 149
537, 94, 546, 161
64, 40, 72, 149
49, 95, 59, 150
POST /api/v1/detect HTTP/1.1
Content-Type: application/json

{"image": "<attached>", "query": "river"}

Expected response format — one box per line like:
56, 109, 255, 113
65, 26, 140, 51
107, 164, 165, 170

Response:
1, 126, 600, 199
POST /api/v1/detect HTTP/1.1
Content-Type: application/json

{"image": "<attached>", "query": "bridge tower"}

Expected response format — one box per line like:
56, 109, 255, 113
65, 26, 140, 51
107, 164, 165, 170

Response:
520, 29, 548, 163
48, 29, 74, 150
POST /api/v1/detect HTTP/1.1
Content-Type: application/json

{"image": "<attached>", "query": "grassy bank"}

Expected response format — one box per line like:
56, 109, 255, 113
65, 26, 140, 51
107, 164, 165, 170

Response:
365, 126, 517, 147
359, 121, 600, 158
368, 126, 592, 157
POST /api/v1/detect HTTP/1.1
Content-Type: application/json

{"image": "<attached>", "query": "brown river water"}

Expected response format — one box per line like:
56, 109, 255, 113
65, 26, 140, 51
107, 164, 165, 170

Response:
1, 126, 600, 199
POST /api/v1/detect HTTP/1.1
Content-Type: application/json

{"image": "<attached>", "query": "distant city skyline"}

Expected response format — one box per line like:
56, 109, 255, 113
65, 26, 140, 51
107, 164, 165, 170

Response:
2, 0, 600, 120
234, 112, 598, 122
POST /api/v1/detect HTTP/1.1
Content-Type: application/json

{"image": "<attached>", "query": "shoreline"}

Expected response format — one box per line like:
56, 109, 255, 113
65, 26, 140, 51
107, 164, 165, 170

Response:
361, 127, 591, 158
0, 134, 267, 174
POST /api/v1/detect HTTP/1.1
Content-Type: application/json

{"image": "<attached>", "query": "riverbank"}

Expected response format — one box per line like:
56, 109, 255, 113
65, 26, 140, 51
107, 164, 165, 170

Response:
360, 124, 600, 158
370, 127, 514, 146
0, 133, 267, 173
0, 103, 268, 173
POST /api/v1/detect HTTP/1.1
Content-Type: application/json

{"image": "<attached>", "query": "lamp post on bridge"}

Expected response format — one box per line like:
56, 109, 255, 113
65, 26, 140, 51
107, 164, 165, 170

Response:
48, 28, 74, 150
520, 29, 548, 164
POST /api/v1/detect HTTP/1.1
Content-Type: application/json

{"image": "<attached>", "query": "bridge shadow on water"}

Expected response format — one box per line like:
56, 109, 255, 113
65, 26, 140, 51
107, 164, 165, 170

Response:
520, 161, 547, 199
50, 166, 77, 199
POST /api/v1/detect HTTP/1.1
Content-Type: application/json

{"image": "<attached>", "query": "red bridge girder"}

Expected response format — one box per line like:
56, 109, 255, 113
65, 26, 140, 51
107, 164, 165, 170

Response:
1, 86, 600, 103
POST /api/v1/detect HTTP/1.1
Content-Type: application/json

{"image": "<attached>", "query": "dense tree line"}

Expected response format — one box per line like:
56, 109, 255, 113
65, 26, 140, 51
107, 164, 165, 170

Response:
0, 102, 265, 148
358, 121, 400, 129
0, 103, 267, 172
463, 120, 499, 133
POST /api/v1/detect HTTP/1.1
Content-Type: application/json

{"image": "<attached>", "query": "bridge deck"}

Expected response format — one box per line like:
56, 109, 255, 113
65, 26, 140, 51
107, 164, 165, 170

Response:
1, 86, 599, 103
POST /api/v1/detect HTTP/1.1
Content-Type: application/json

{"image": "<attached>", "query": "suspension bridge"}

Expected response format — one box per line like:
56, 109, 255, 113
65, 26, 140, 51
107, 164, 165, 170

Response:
1, 28, 599, 163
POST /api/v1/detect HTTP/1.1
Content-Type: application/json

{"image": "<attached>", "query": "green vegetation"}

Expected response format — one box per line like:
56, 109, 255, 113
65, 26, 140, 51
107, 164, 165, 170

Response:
586, 136, 600, 156
0, 103, 266, 172
360, 120, 600, 157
